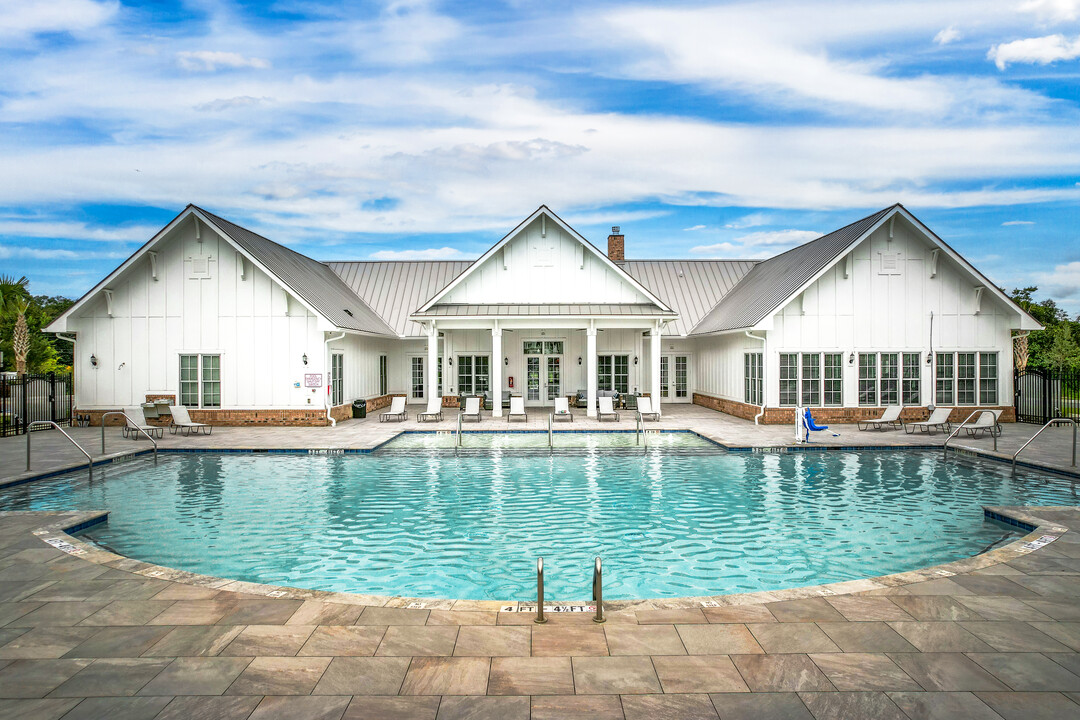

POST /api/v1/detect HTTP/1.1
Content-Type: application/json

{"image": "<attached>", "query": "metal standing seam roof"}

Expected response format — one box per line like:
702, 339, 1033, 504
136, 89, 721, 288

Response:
689, 205, 898, 336
327, 261, 474, 337
412, 304, 676, 317
623, 260, 758, 336
195, 208, 397, 336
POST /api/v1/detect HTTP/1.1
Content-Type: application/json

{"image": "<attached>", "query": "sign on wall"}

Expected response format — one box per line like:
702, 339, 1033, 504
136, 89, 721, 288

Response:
304, 373, 323, 388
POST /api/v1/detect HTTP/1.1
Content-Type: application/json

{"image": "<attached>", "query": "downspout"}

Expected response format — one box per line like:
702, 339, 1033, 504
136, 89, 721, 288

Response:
745, 330, 767, 425
324, 332, 346, 427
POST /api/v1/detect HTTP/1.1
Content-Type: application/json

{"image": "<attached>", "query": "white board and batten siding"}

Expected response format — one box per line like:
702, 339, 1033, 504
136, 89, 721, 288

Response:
694, 221, 1016, 407
66, 221, 325, 410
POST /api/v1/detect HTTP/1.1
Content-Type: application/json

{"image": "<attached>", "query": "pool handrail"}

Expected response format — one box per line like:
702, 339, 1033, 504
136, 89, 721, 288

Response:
548, 413, 552, 448
1011, 417, 1078, 474
26, 421, 93, 480
101, 411, 158, 464
942, 410, 992, 459
456, 412, 462, 447
534, 558, 546, 624
635, 414, 646, 450
592, 557, 605, 623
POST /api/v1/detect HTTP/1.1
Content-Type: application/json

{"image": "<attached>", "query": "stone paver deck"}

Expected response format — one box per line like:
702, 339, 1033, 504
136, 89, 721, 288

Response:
0, 406, 1079, 718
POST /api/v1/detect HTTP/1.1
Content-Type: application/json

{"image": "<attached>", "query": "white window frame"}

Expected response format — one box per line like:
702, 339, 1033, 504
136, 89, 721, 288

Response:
179, 353, 221, 408
779, 351, 842, 407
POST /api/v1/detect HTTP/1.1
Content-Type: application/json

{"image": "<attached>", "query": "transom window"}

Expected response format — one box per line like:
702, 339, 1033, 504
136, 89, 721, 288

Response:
597, 354, 629, 394
523, 340, 564, 355
179, 354, 220, 408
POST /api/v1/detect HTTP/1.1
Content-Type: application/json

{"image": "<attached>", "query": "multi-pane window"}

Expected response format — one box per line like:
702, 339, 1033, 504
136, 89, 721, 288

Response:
858, 353, 877, 406
779, 353, 799, 406
411, 357, 424, 399
880, 353, 899, 406
597, 354, 629, 394
330, 353, 343, 406
936, 352, 954, 405
902, 353, 920, 406
744, 352, 763, 405
523, 340, 563, 355
674, 356, 688, 398
800, 353, 820, 406
379, 355, 388, 396
179, 354, 220, 408
957, 353, 976, 405
823, 353, 843, 406
979, 353, 998, 405
458, 355, 490, 396
659, 356, 669, 398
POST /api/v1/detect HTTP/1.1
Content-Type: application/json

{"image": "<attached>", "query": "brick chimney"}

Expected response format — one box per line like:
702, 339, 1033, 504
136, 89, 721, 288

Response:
607, 226, 625, 263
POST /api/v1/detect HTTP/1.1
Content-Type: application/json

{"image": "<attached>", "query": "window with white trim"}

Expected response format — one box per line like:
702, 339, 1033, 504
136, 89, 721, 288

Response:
331, 353, 344, 406
823, 353, 843, 406
597, 354, 629, 394
779, 352, 842, 407
379, 355, 388, 396
179, 354, 220, 408
957, 352, 975, 405
935, 352, 996, 406
800, 353, 820, 406
979, 353, 998, 405
744, 352, 763, 405
779, 353, 798, 406
458, 355, 489, 396
902, 353, 920, 406
411, 357, 424, 399
858, 353, 877, 406
936, 352, 954, 405
880, 353, 899, 406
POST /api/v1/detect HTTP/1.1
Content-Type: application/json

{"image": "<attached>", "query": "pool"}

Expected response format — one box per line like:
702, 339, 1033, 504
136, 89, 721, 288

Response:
1, 444, 1076, 600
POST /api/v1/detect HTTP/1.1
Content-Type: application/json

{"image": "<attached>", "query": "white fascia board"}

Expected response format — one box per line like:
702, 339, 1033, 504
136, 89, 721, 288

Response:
415, 206, 673, 314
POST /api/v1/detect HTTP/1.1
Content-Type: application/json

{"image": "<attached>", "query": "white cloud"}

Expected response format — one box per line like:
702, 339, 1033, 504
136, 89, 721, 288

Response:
0, 220, 155, 242
1020, 0, 1080, 22
683, 225, 707, 231
369, 247, 472, 260
733, 229, 822, 246
935, 26, 962, 45
988, 34, 1080, 69
194, 96, 273, 112
1002, 220, 1035, 225
0, 245, 126, 260
1034, 260, 1080, 298
0, 0, 117, 41
725, 213, 769, 229
688, 242, 742, 257
176, 51, 271, 72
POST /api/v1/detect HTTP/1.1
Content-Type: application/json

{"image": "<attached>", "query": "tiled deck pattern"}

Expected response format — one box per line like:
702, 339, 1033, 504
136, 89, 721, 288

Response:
0, 407, 1078, 718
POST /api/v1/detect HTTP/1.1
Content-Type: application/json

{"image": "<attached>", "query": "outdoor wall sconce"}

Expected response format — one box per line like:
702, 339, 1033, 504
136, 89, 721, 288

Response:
448, 357, 453, 366
90, 354, 98, 367
504, 357, 509, 365
926, 354, 933, 365
848, 352, 855, 365
633, 356, 639, 365
302, 353, 308, 365
577, 357, 582, 365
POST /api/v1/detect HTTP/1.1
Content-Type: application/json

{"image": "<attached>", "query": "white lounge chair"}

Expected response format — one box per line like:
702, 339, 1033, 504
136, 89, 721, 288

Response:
553, 397, 574, 422
508, 396, 527, 422
123, 406, 163, 439
637, 396, 660, 422
597, 395, 620, 422
460, 396, 482, 422
905, 407, 953, 434
858, 406, 903, 431
963, 410, 1001, 438
168, 405, 211, 435
380, 396, 407, 422
417, 397, 443, 422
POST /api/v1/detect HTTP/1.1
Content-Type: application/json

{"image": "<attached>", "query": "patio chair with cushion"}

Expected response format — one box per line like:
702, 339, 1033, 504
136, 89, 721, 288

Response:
597, 395, 620, 422
962, 410, 1001, 438
553, 397, 574, 422
858, 406, 903, 431
904, 407, 953, 434
168, 405, 212, 435
461, 396, 482, 422
123, 406, 163, 439
380, 396, 407, 422
508, 396, 527, 422
417, 397, 443, 422
637, 396, 661, 422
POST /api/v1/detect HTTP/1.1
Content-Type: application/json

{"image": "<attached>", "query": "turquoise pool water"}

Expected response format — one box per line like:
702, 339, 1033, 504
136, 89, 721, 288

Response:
1, 446, 1076, 600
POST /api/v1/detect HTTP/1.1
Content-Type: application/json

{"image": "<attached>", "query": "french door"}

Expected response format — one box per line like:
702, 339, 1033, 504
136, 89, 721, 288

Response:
524, 344, 563, 406
660, 354, 690, 403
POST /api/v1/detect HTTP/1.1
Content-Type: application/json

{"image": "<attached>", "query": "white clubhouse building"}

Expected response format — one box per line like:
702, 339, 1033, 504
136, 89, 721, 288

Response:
46, 204, 1039, 425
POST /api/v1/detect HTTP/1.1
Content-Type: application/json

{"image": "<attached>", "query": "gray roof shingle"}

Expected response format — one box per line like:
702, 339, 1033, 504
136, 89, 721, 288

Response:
689, 205, 897, 335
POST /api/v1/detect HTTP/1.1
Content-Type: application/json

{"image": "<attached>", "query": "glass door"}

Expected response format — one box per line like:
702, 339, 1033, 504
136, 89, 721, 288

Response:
526, 356, 541, 403
546, 356, 561, 402
661, 354, 690, 402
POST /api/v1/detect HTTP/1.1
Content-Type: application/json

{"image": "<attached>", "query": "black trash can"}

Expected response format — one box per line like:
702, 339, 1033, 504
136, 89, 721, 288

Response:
352, 399, 367, 419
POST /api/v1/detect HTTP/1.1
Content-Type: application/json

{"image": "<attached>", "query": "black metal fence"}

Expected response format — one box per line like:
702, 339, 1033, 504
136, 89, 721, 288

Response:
1015, 368, 1080, 424
0, 373, 74, 437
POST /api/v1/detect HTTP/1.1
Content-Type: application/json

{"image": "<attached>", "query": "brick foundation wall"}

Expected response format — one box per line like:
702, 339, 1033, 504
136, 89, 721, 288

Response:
692, 393, 1015, 425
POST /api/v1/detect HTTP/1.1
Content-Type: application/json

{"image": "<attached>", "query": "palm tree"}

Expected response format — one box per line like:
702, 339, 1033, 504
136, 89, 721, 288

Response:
0, 275, 29, 374
13, 301, 29, 374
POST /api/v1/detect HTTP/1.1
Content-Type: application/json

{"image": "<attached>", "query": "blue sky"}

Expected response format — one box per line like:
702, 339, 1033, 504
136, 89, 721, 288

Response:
2, 0, 1079, 314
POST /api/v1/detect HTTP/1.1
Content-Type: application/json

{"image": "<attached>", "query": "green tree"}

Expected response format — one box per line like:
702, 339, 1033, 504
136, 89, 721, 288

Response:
1010, 286, 1080, 372
0, 278, 75, 373
1046, 322, 1080, 373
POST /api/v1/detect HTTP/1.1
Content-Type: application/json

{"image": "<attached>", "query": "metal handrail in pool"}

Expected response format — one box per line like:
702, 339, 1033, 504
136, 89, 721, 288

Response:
534, 558, 546, 624
101, 411, 158, 464
942, 410, 993, 459
1011, 417, 1078, 474
27, 421, 92, 480
592, 557, 605, 624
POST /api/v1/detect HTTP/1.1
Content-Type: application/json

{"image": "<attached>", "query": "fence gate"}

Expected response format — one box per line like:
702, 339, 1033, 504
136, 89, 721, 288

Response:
0, 373, 74, 437
1014, 368, 1080, 424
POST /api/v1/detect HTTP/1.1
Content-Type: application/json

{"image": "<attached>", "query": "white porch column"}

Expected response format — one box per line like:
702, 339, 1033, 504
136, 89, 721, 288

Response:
651, 323, 662, 414
491, 325, 503, 417
586, 326, 598, 417
427, 323, 439, 405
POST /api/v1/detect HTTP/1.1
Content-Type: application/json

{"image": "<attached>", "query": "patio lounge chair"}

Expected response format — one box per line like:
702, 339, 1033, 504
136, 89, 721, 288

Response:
508, 396, 527, 422
461, 396, 482, 422
417, 397, 443, 422
962, 410, 1001, 438
597, 395, 620, 422
858, 406, 903, 431
553, 397, 574, 422
904, 407, 953, 434
123, 406, 163, 439
637, 396, 660, 422
168, 405, 212, 436
380, 396, 407, 422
